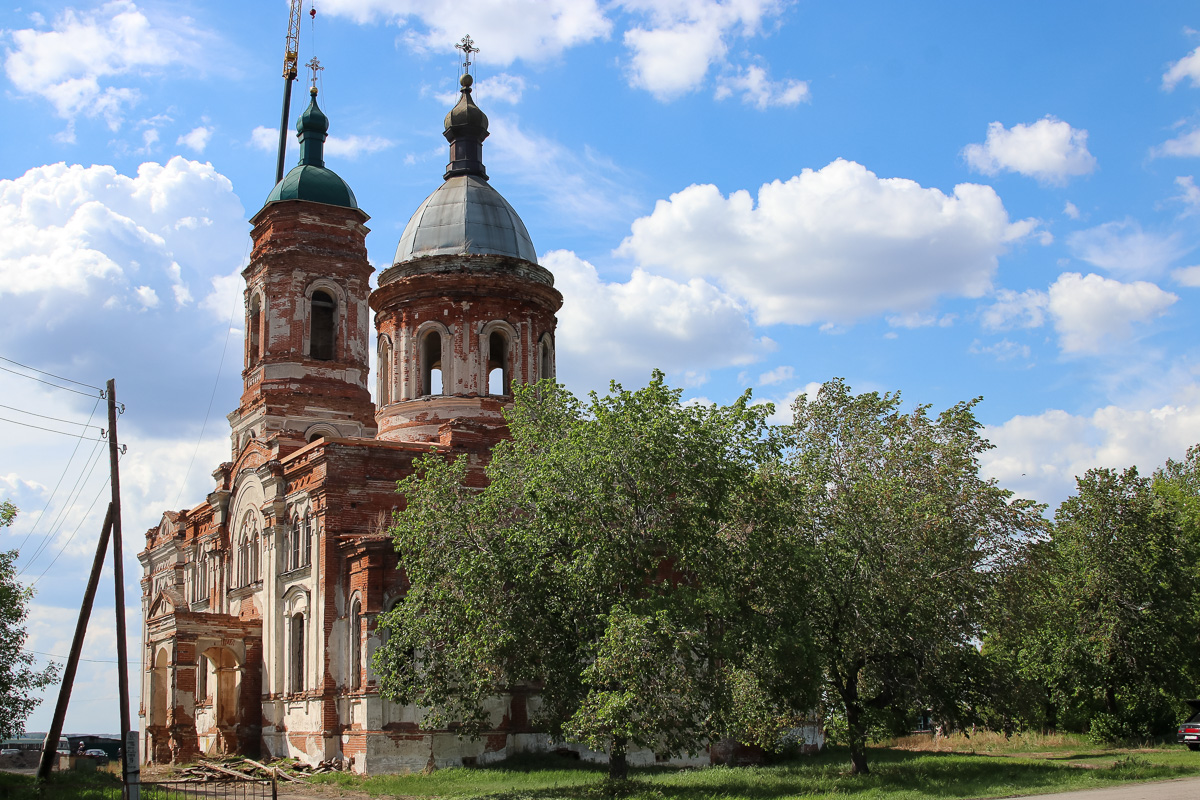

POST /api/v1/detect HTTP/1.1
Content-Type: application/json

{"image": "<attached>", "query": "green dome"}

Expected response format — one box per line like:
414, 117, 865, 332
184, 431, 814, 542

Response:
263, 87, 357, 209
265, 164, 358, 208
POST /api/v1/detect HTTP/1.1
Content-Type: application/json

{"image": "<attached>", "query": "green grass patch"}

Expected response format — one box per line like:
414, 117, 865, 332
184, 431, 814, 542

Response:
306, 745, 1200, 800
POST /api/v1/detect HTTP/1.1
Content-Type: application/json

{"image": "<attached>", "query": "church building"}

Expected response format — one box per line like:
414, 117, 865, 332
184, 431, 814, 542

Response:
137, 69, 573, 772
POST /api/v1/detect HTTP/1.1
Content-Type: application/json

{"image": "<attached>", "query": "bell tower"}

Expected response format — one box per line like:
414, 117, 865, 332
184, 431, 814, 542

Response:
229, 85, 377, 456
370, 64, 562, 447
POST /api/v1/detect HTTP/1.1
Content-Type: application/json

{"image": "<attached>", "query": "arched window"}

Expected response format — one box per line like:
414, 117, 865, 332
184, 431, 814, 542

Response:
350, 598, 362, 690
487, 330, 509, 396
421, 331, 443, 396
289, 612, 305, 693
247, 294, 262, 366
302, 513, 313, 566
196, 653, 209, 702
289, 516, 301, 572
378, 336, 392, 405
539, 334, 554, 382
237, 512, 260, 587
311, 290, 336, 361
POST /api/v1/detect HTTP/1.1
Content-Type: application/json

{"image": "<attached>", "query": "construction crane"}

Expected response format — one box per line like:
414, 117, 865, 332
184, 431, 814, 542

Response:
275, 0, 304, 185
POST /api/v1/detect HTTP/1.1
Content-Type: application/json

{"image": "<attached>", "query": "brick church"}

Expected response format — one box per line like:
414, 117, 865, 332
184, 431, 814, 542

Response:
137, 72, 577, 772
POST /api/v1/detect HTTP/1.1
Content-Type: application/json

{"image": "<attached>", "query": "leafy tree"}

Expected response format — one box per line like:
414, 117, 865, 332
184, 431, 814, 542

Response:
0, 501, 59, 738
784, 379, 1043, 775
1026, 466, 1200, 740
374, 374, 817, 779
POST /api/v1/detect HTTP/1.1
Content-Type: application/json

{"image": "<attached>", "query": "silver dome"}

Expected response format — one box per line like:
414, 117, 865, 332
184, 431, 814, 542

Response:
394, 175, 537, 265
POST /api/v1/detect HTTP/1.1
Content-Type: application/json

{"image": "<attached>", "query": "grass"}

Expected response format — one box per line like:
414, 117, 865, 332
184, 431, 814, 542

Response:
300, 743, 1200, 800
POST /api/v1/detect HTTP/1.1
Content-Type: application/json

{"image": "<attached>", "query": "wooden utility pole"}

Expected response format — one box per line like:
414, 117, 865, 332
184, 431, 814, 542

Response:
35, 504, 114, 780
106, 378, 139, 800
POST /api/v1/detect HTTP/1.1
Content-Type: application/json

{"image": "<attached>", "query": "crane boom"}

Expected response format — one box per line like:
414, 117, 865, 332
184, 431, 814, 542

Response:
283, 0, 302, 79
276, 0, 304, 184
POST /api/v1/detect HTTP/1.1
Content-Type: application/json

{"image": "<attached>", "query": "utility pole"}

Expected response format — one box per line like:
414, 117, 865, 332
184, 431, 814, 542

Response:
35, 504, 114, 780
107, 378, 138, 800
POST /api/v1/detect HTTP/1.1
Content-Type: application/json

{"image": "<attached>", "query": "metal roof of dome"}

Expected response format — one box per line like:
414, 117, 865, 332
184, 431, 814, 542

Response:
394, 175, 536, 264
393, 73, 536, 266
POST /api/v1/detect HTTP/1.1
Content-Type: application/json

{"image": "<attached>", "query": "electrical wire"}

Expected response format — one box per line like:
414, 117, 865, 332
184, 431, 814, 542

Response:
23, 649, 120, 664
0, 415, 105, 440
27, 455, 118, 588
13, 397, 103, 554
0, 355, 102, 392
0, 403, 98, 429
0, 364, 102, 399
18, 441, 107, 577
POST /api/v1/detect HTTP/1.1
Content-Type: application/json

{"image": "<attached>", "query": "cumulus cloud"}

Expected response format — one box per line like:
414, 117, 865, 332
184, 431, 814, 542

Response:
714, 64, 809, 109
982, 395, 1200, 507
434, 73, 527, 106
3, 1, 208, 128
1066, 218, 1188, 278
0, 157, 247, 433
969, 339, 1031, 362
981, 288, 1049, 330
1172, 265, 1200, 286
963, 117, 1096, 184
617, 158, 1037, 326
544, 249, 770, 393
1163, 45, 1200, 91
1151, 128, 1200, 158
757, 365, 794, 385
176, 125, 212, 153
1047, 272, 1177, 354
1063, 201, 1080, 219
317, 0, 612, 65
1172, 175, 1200, 215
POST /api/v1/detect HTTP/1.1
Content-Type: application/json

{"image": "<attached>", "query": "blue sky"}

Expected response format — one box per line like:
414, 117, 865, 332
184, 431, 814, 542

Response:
2, 0, 1200, 735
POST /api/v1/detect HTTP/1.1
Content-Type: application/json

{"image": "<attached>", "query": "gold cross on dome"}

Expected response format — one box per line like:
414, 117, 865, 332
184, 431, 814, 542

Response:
305, 56, 324, 89
456, 35, 479, 75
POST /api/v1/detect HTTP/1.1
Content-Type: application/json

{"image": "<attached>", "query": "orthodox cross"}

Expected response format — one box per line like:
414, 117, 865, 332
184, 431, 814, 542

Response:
456, 35, 479, 76
305, 56, 323, 90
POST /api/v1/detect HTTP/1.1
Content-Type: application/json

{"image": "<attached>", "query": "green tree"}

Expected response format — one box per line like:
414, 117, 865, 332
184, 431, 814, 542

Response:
784, 379, 1043, 775
374, 374, 817, 779
0, 501, 59, 738
1028, 466, 1200, 740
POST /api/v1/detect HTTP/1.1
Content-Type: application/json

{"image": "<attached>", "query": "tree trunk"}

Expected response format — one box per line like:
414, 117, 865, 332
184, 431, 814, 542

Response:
845, 703, 869, 776
609, 738, 628, 781
1104, 685, 1117, 716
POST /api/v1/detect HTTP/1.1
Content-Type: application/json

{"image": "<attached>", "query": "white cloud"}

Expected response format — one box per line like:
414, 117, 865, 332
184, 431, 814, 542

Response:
1047, 272, 1177, 354
757, 365, 793, 385
434, 73, 527, 106
176, 125, 213, 153
1066, 218, 1187, 278
488, 117, 639, 227
981, 288, 1049, 330
544, 249, 769, 393
250, 125, 392, 162
3, 1, 207, 128
982, 395, 1200, 508
969, 339, 1031, 362
1163, 45, 1200, 91
1173, 175, 1200, 215
1172, 265, 1200, 286
963, 117, 1096, 184
318, 0, 612, 65
1151, 128, 1200, 158
620, 0, 787, 99
134, 284, 158, 308
886, 311, 955, 329
714, 64, 809, 109
1063, 201, 1080, 219
617, 158, 1036, 326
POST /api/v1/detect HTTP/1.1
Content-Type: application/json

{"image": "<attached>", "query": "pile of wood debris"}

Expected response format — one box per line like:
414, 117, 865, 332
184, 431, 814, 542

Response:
173, 757, 351, 783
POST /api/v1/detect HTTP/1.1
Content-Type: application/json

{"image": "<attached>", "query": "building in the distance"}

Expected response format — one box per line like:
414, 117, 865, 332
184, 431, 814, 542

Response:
137, 72, 567, 772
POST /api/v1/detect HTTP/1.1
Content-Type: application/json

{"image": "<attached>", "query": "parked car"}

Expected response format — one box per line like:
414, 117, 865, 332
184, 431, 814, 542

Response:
1178, 699, 1200, 750
0, 748, 19, 756
84, 749, 108, 760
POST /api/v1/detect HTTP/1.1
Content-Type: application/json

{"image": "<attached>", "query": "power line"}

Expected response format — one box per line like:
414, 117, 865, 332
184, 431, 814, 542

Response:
0, 364, 102, 399
24, 649, 120, 664
0, 403, 98, 429
19, 443, 108, 578
14, 397, 103, 555
0, 355, 102, 392
0, 415, 105, 440
27, 460, 115, 588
